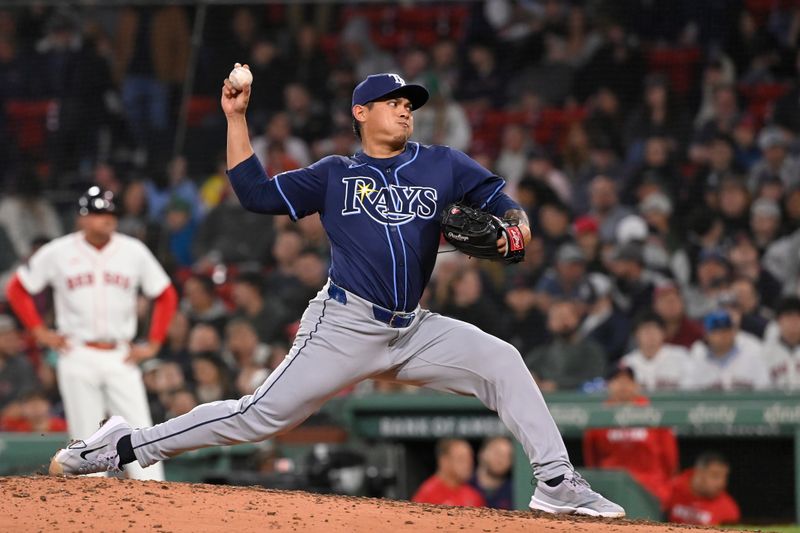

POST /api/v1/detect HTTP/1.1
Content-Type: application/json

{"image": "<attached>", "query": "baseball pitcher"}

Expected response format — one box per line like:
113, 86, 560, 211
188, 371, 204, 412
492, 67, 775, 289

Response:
6, 187, 176, 481
47, 68, 623, 517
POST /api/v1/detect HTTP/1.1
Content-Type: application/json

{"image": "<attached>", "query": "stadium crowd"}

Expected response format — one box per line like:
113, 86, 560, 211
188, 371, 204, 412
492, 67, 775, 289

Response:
1, 1, 800, 435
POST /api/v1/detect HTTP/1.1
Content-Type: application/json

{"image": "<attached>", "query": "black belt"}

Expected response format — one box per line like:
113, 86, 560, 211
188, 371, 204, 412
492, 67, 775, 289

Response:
327, 283, 415, 328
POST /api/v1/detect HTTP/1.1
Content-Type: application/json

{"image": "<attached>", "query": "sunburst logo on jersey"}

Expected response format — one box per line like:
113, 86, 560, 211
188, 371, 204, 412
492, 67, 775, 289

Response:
357, 182, 377, 202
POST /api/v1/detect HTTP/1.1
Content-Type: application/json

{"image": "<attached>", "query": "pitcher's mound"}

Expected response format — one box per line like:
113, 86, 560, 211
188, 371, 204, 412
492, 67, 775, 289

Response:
0, 476, 723, 532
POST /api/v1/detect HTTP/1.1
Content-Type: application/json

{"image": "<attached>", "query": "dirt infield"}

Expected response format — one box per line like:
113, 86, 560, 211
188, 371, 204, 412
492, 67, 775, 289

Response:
0, 476, 728, 532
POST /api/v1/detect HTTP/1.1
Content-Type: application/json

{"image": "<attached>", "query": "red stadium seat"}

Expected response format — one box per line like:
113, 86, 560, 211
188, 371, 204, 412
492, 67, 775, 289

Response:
647, 47, 702, 95
4, 99, 54, 153
186, 96, 218, 128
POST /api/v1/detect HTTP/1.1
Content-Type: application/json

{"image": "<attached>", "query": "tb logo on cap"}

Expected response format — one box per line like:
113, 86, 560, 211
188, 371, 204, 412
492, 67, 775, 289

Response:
388, 74, 406, 86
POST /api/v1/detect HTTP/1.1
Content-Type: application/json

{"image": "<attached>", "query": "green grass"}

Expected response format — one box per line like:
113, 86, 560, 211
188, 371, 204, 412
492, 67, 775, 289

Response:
725, 526, 800, 533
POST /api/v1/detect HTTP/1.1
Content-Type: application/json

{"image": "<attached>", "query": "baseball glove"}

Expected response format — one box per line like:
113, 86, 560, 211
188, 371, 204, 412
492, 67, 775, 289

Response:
441, 203, 525, 264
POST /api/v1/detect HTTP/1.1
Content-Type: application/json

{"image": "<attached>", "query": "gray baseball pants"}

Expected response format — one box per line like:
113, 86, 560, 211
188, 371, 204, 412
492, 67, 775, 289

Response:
131, 280, 572, 481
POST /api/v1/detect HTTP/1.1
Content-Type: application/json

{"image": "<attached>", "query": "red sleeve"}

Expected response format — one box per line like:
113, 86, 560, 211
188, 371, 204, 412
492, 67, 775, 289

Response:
583, 429, 601, 467
660, 429, 679, 476
5, 274, 44, 330
718, 495, 741, 524
412, 478, 434, 503
148, 285, 178, 344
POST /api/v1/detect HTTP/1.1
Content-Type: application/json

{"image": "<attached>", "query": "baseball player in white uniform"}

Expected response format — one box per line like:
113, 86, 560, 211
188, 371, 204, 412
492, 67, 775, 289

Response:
5, 187, 177, 480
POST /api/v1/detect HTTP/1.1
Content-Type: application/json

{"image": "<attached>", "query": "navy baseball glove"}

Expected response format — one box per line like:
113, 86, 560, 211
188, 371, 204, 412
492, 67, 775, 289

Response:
441, 203, 525, 264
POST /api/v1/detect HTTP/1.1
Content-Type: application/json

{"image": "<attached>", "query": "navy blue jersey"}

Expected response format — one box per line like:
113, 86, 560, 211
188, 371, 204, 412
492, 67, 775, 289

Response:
228, 141, 520, 311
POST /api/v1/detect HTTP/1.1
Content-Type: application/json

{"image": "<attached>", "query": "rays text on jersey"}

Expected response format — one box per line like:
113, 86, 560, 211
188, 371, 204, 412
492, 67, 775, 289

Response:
341, 176, 437, 226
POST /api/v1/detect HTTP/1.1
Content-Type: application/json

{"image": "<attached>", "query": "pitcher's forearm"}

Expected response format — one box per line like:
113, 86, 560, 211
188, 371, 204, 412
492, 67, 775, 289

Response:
226, 115, 254, 169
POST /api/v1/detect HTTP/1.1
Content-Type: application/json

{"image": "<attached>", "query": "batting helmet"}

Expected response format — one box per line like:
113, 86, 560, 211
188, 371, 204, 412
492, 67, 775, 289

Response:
78, 186, 116, 216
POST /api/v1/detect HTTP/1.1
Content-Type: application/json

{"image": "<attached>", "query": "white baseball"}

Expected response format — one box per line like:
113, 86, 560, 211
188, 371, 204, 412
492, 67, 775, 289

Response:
228, 66, 253, 91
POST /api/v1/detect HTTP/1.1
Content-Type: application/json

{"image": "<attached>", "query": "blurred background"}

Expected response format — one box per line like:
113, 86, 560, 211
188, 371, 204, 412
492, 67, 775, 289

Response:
0, 0, 800, 528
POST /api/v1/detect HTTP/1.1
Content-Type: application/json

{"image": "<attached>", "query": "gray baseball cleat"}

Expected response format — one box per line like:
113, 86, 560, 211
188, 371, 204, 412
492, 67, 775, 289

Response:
49, 415, 131, 476
529, 471, 626, 518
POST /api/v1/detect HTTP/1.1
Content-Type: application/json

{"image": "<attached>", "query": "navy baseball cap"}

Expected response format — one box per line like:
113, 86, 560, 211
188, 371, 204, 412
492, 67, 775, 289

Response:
352, 73, 429, 110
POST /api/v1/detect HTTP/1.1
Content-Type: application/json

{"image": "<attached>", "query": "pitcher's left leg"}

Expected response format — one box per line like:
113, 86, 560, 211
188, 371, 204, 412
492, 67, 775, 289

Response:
389, 311, 570, 481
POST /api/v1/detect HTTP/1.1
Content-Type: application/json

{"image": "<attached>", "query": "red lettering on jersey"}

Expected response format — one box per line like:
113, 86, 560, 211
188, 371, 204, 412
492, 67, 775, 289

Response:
66, 272, 95, 290
104, 272, 131, 290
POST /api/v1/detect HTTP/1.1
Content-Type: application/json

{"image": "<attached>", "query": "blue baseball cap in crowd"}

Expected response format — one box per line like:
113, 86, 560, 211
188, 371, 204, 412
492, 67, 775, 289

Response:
352, 73, 429, 110
704, 309, 733, 332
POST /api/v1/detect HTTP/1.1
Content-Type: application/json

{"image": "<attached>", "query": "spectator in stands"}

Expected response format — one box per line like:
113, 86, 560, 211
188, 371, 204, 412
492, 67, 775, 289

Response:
620, 312, 691, 391
158, 311, 190, 363
469, 436, 513, 510
588, 175, 632, 244
684, 249, 732, 319
504, 246, 549, 356
534, 243, 590, 312
191, 351, 234, 404
164, 387, 198, 420
625, 136, 679, 205
572, 216, 604, 272
694, 83, 741, 143
288, 25, 329, 101
684, 134, 742, 214
749, 198, 783, 254
457, 42, 504, 107
525, 299, 607, 392
523, 148, 571, 206
731, 234, 781, 306
340, 17, 396, 82
194, 179, 275, 267
145, 155, 203, 224
666, 452, 741, 526
412, 439, 485, 507
694, 59, 737, 131
763, 297, 800, 390
578, 273, 631, 363
0, 170, 62, 258
411, 86, 471, 153
716, 177, 752, 239
141, 359, 186, 424
623, 74, 686, 154
722, 278, 771, 338
495, 124, 531, 187
609, 243, 659, 318
639, 192, 689, 283
163, 198, 197, 267
583, 365, 678, 506
428, 39, 459, 100
536, 201, 572, 262
684, 309, 769, 390
0, 314, 39, 410
114, 6, 190, 163
181, 275, 229, 333
279, 250, 328, 320
117, 180, 157, 246
187, 323, 222, 358
441, 267, 504, 338
231, 272, 286, 346
244, 37, 289, 125
653, 280, 704, 349
252, 112, 312, 171
576, 21, 644, 104
732, 115, 761, 172
749, 127, 800, 191
284, 82, 330, 144
0, 390, 66, 432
